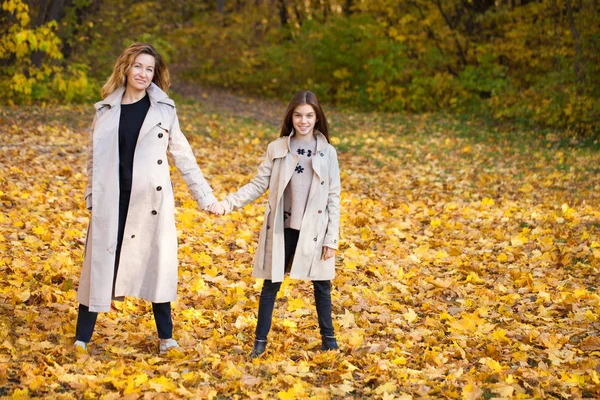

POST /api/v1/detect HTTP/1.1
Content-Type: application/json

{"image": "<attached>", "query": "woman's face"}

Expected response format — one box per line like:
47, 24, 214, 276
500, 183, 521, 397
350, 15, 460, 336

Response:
126, 53, 155, 92
292, 104, 317, 138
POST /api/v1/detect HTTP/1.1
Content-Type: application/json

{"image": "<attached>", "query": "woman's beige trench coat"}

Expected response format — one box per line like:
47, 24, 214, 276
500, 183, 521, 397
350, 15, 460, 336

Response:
221, 131, 341, 283
78, 83, 217, 312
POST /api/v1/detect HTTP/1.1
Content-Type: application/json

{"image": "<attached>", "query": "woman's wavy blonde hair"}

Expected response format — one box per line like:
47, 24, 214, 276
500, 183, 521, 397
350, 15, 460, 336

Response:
101, 42, 170, 99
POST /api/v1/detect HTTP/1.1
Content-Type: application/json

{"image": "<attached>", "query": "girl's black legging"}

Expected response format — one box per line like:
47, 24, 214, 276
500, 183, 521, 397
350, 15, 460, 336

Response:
75, 189, 173, 342
255, 228, 335, 341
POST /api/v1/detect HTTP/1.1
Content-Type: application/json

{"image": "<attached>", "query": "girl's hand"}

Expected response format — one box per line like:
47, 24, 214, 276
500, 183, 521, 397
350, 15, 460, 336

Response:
321, 246, 336, 261
206, 202, 225, 215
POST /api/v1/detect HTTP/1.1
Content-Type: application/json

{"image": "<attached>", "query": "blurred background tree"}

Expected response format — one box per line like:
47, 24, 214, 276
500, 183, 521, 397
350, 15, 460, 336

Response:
1, 0, 598, 136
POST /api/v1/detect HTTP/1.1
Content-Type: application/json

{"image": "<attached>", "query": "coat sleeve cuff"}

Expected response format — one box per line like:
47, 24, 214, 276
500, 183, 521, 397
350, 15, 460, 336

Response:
323, 238, 338, 250
219, 199, 232, 215
197, 192, 218, 210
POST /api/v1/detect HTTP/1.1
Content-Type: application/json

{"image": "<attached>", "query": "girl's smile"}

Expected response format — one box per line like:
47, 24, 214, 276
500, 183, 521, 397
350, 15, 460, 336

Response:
292, 104, 317, 138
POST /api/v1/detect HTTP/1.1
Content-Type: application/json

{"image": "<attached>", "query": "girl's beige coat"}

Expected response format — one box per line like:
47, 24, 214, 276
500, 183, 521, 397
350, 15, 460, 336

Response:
222, 132, 341, 282
78, 84, 216, 312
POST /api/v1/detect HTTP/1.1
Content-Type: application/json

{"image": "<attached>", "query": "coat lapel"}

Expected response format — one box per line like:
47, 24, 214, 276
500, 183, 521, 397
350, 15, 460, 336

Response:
275, 134, 297, 202
311, 131, 328, 180
136, 105, 161, 144
136, 83, 171, 144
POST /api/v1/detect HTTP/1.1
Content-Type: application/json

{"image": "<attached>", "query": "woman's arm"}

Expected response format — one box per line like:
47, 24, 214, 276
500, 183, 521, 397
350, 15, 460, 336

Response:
220, 144, 274, 214
168, 111, 218, 209
84, 114, 98, 210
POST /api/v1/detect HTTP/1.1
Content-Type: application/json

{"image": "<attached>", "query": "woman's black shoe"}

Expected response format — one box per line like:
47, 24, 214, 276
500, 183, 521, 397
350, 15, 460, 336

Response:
249, 339, 267, 358
321, 336, 339, 351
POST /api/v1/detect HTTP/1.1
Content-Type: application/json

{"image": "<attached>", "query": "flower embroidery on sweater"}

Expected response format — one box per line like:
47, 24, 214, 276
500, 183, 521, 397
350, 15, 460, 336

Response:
297, 148, 313, 157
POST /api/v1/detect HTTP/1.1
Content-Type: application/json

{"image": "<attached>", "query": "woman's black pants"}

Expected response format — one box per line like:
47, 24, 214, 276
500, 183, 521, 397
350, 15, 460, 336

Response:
255, 228, 335, 342
75, 190, 173, 342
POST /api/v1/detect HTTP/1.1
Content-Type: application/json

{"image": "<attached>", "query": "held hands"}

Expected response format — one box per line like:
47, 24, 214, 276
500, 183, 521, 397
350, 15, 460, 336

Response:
321, 246, 336, 261
206, 201, 226, 216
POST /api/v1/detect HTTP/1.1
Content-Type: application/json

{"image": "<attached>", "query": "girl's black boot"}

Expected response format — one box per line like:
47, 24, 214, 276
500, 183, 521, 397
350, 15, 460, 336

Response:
249, 339, 267, 358
321, 336, 339, 351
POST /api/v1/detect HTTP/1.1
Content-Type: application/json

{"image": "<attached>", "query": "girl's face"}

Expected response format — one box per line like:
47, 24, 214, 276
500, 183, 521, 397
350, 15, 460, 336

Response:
126, 53, 155, 92
292, 104, 317, 138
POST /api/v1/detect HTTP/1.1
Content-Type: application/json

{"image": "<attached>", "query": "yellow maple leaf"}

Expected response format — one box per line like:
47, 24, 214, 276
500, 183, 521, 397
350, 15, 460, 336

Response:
462, 383, 483, 400
203, 265, 219, 278
338, 309, 356, 328
493, 385, 514, 397
481, 197, 495, 206
331, 381, 354, 395
561, 372, 585, 385
465, 271, 484, 284
282, 319, 297, 329
414, 245, 430, 258
492, 329, 510, 343
195, 251, 213, 266
11, 388, 29, 400
148, 376, 176, 392
375, 381, 397, 395
403, 308, 418, 324
287, 297, 307, 312
480, 357, 504, 373
347, 330, 364, 347
518, 183, 534, 193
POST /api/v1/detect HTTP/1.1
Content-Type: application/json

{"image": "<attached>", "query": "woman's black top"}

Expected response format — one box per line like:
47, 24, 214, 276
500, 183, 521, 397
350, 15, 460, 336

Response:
118, 93, 150, 191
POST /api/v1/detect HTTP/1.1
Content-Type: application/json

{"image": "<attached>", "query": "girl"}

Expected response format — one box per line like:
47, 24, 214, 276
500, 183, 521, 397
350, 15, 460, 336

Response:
216, 90, 341, 358
76, 43, 223, 354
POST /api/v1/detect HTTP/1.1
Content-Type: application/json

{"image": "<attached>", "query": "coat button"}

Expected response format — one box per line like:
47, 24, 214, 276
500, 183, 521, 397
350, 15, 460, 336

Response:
320, 152, 324, 156
321, 181, 324, 185
318, 210, 322, 214
131, 235, 135, 238
156, 186, 162, 191
152, 210, 157, 215
157, 159, 163, 165
313, 237, 317, 241
267, 225, 270, 229
158, 133, 163, 138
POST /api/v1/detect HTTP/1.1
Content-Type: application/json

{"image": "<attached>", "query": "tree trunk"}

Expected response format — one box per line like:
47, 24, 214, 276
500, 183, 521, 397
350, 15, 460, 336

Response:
434, 0, 469, 68
565, 0, 583, 84
278, 0, 288, 26
343, 0, 353, 16
31, 0, 72, 67
217, 0, 225, 14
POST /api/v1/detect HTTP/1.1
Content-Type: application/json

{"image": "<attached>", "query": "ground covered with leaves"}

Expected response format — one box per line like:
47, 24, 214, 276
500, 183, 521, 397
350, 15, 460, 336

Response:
0, 102, 599, 399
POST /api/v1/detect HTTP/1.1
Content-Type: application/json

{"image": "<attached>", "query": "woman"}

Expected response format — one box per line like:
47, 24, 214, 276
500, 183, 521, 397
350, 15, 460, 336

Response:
75, 42, 224, 353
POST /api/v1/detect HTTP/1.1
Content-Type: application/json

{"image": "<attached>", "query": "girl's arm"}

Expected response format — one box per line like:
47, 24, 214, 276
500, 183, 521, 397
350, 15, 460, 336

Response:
220, 143, 274, 214
168, 110, 218, 209
323, 147, 341, 249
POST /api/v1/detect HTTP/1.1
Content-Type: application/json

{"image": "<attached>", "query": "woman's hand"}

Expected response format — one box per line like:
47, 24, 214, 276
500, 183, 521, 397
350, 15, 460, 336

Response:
321, 246, 336, 260
206, 202, 225, 216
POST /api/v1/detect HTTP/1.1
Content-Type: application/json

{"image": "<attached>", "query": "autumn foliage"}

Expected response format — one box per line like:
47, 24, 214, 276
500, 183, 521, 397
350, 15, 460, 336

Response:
0, 102, 599, 398
1, 0, 599, 137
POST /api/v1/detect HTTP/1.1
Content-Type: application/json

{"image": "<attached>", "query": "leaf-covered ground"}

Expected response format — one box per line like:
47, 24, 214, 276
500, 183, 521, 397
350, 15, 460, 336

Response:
0, 102, 599, 399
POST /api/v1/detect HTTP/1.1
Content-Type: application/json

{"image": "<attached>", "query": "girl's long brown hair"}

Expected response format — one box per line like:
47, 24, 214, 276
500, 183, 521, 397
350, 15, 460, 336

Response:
101, 43, 170, 99
280, 90, 329, 142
